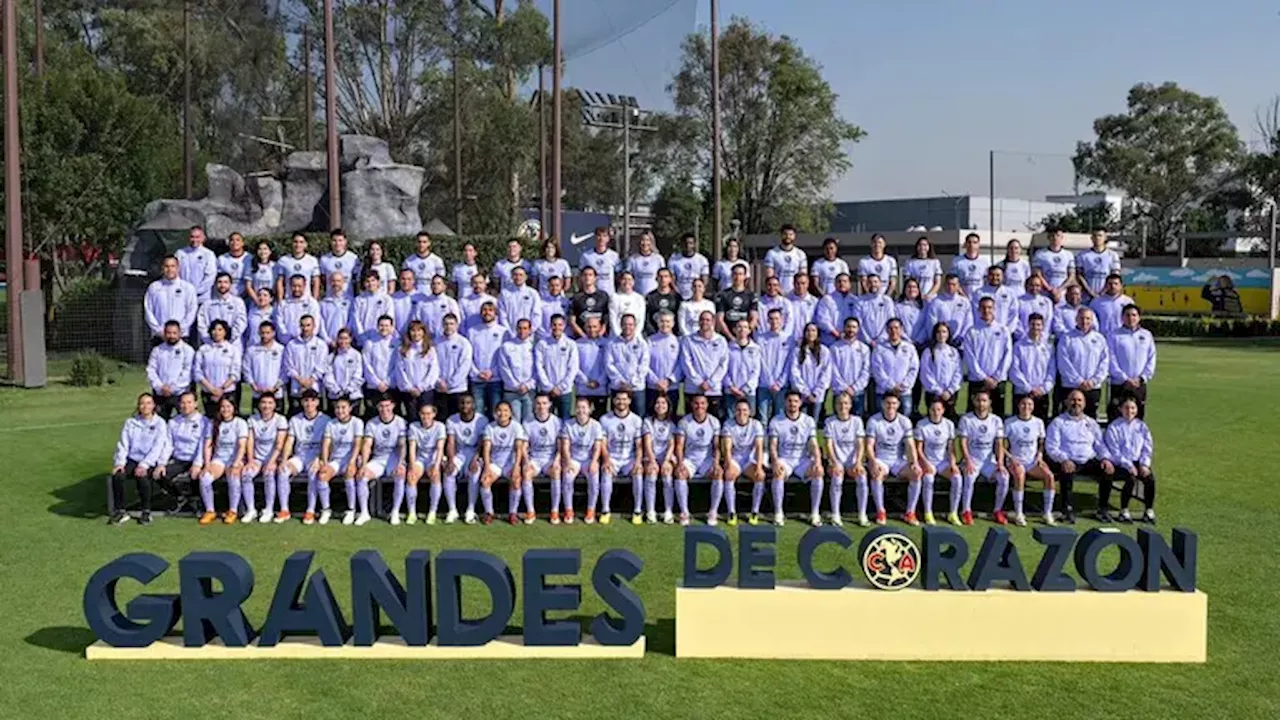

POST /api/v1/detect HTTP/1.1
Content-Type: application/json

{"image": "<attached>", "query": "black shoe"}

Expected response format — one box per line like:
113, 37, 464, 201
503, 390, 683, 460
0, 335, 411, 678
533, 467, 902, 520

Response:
140, 511, 153, 525
1063, 507, 1077, 524
1096, 510, 1113, 523
1117, 512, 1133, 524
109, 510, 130, 525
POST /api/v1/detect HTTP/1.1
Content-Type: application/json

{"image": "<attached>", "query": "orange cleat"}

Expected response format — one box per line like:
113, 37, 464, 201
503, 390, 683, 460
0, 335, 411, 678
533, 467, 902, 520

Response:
961, 510, 974, 526
993, 509, 1008, 525
523, 511, 536, 524
223, 511, 238, 525
481, 512, 494, 525
875, 510, 887, 525
904, 511, 920, 526
563, 509, 575, 524
275, 510, 292, 523
550, 510, 561, 525
585, 509, 596, 524
198, 511, 217, 525
303, 511, 316, 525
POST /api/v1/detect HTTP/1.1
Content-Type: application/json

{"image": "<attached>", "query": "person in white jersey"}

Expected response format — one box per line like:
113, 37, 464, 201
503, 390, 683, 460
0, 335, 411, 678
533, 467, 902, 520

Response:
358, 395, 406, 526
316, 396, 364, 526
810, 237, 851, 296
718, 398, 764, 527
763, 223, 809, 294
197, 396, 248, 525
642, 394, 679, 524
480, 400, 529, 526
822, 393, 866, 528
558, 396, 605, 525
446, 394, 488, 525
522, 395, 563, 522
1033, 228, 1076, 301
244, 394, 288, 524
865, 392, 918, 527
766, 391, 821, 527
1004, 394, 1055, 527
1076, 229, 1121, 299
674, 394, 723, 526
913, 397, 959, 527
276, 389, 329, 523
406, 403, 448, 524
600, 391, 645, 525
858, 233, 898, 296
957, 389, 1008, 527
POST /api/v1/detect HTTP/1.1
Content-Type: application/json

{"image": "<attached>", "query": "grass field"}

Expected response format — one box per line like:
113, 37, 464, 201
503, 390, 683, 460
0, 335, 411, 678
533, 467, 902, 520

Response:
2, 341, 1279, 719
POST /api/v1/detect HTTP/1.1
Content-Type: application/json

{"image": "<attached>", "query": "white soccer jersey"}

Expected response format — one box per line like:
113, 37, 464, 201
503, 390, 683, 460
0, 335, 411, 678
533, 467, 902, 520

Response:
483, 421, 527, 470
409, 420, 447, 466
644, 418, 675, 462
447, 414, 489, 454
811, 258, 851, 295
866, 412, 913, 465
913, 417, 956, 468
627, 253, 666, 296
277, 254, 320, 285
1033, 248, 1076, 290
561, 417, 605, 464
1077, 249, 1120, 295
1003, 415, 1045, 466
247, 413, 287, 464
722, 418, 765, 463
523, 415, 562, 463
858, 255, 898, 294
324, 416, 365, 465
958, 412, 1004, 461
823, 415, 865, 467
768, 412, 816, 465
676, 415, 721, 467
763, 247, 808, 294
210, 417, 248, 465
601, 412, 644, 467
289, 413, 330, 458
365, 416, 406, 464
669, 253, 710, 299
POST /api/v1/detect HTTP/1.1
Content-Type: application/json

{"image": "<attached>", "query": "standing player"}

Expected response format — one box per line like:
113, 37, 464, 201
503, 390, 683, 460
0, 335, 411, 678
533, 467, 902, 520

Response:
627, 231, 666, 296
810, 237, 850, 296
1033, 228, 1075, 301
497, 318, 537, 423
467, 301, 509, 416
870, 318, 919, 415
1010, 314, 1055, 422
904, 237, 942, 299
642, 394, 679, 524
147, 320, 195, 418
720, 398, 764, 527
568, 266, 609, 338
723, 320, 762, 420
673, 395, 723, 526
360, 396, 407, 525
284, 315, 329, 412
1045, 389, 1105, 524
275, 274, 321, 343
276, 389, 328, 524
319, 230, 361, 297
363, 240, 397, 293
534, 315, 578, 419
352, 271, 395, 345
1076, 230, 1121, 299
1101, 396, 1157, 524
600, 391, 645, 525
956, 389, 1008, 526
1015, 274, 1055, 340
197, 396, 248, 525
608, 272, 646, 338
914, 398, 959, 526
580, 228, 621, 295
460, 273, 497, 333
822, 393, 866, 527
755, 309, 793, 423
522, 395, 563, 523
108, 393, 168, 525
766, 391, 821, 526
402, 232, 446, 293
999, 239, 1032, 291
558, 397, 605, 524
218, 232, 251, 297
532, 238, 572, 291
498, 266, 542, 331
194, 320, 242, 416
644, 268, 682, 334
243, 394, 287, 524
865, 393, 918, 527
479, 401, 528, 525
645, 312, 682, 417
276, 234, 321, 301
920, 274, 973, 343
451, 242, 480, 299
316, 396, 364, 526
197, 272, 247, 345
445, 395, 488, 524
1004, 395, 1055, 526
711, 237, 749, 292
677, 277, 716, 337
247, 241, 277, 300
407, 403, 448, 524
680, 311, 730, 417
177, 226, 217, 303
763, 224, 809, 295
325, 329, 365, 413
144, 256, 198, 342
716, 264, 756, 338
245, 288, 276, 347
1107, 304, 1156, 419
858, 233, 898, 296
831, 318, 871, 418
789, 323, 831, 418
950, 233, 990, 297
575, 316, 610, 417
669, 233, 710, 300
492, 238, 529, 293
412, 274, 460, 339
919, 322, 962, 421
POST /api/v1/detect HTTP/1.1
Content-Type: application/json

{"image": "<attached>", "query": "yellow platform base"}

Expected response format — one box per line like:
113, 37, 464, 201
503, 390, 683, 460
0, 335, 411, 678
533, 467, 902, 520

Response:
86, 635, 645, 661
676, 582, 1207, 662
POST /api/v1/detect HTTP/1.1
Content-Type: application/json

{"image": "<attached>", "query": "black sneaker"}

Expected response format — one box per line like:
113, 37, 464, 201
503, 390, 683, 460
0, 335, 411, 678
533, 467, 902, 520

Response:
1117, 511, 1133, 524
1063, 507, 1077, 524
109, 510, 130, 525
1096, 510, 1113, 524
139, 511, 154, 525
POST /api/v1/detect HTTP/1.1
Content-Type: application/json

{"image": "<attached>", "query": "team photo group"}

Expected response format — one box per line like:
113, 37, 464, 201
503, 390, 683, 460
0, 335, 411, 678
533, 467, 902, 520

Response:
112, 223, 1158, 532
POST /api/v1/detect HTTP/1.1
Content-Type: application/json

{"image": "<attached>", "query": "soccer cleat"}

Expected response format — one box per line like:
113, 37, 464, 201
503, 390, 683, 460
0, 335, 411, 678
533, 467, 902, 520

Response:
139, 511, 153, 526
748, 513, 761, 526
809, 512, 822, 527
1014, 512, 1027, 527
303, 511, 316, 525
961, 510, 973, 526
875, 510, 887, 526
1096, 510, 1113, 524
947, 511, 961, 526
464, 509, 478, 525
481, 512, 494, 526
707, 512, 719, 527
679, 512, 690, 527
661, 510, 674, 525
354, 512, 372, 526
857, 513, 870, 528
600, 512, 612, 526
904, 511, 919, 527
1141, 508, 1156, 524
646, 511, 657, 524
508, 513, 519, 526
584, 510, 597, 525
993, 509, 1007, 525
524, 512, 536, 525
924, 512, 937, 526
727, 513, 739, 527
241, 509, 258, 524
318, 509, 332, 525
390, 513, 402, 526
259, 510, 274, 524
274, 510, 292, 523
773, 512, 786, 527
829, 513, 844, 527
426, 511, 438, 525
1117, 509, 1132, 524
631, 513, 643, 526
406, 511, 418, 526
342, 510, 356, 526
1042, 512, 1056, 526
223, 510, 238, 525
1063, 507, 1077, 524
550, 510, 561, 525
109, 511, 130, 526
445, 509, 459, 524
198, 511, 217, 525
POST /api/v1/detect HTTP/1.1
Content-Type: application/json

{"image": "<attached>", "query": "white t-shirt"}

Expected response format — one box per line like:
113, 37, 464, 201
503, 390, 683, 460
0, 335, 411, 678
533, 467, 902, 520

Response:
483, 420, 527, 469
210, 417, 249, 464
668, 253, 711, 300
409, 420, 447, 465
446, 414, 489, 453
248, 413, 288, 464
950, 254, 990, 295
600, 412, 644, 466
277, 253, 321, 285
561, 417, 605, 464
1076, 249, 1121, 295
721, 418, 765, 461
913, 417, 956, 468
958, 412, 1004, 461
763, 246, 809, 294
626, 253, 667, 296
858, 255, 898, 294
810, 258, 851, 295
364, 415, 407, 464
1033, 248, 1076, 290
823, 415, 866, 466
904, 258, 943, 296
523, 415, 562, 462
768, 412, 816, 465
288, 413, 330, 457
644, 417, 675, 461
867, 412, 913, 465
676, 414, 721, 466
1003, 415, 1045, 466
324, 416, 365, 464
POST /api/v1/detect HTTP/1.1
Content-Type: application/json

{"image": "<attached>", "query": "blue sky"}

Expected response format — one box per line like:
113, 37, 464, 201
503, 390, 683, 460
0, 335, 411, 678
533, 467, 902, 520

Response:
552, 0, 1280, 202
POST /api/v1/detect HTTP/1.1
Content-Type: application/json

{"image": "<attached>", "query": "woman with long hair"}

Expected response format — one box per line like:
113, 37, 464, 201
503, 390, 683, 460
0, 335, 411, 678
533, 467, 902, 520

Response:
364, 240, 397, 294
1000, 238, 1032, 291
919, 321, 962, 421
194, 319, 242, 416
247, 240, 277, 300
244, 393, 288, 524
789, 322, 832, 418
896, 277, 925, 345
711, 237, 750, 292
397, 320, 440, 418
198, 396, 248, 525
481, 401, 530, 525
532, 238, 571, 291
903, 236, 942, 299
641, 392, 678, 524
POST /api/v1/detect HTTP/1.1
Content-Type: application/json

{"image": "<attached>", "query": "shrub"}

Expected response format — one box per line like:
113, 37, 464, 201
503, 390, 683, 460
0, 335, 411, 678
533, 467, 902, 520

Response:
1141, 316, 1280, 338
68, 351, 109, 387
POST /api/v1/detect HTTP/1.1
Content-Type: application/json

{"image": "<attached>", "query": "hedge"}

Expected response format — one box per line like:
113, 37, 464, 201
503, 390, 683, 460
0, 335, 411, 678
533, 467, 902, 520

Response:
1141, 316, 1280, 338
244, 234, 535, 273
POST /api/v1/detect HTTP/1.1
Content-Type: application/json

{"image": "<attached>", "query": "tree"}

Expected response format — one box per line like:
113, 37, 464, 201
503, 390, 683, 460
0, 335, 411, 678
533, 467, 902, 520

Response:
1073, 82, 1243, 251
654, 19, 864, 235
650, 178, 703, 247
1039, 202, 1123, 234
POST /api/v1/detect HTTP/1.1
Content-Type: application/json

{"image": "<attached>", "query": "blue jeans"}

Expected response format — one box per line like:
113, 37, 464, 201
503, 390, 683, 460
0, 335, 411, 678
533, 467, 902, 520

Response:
626, 389, 646, 418
471, 381, 503, 417
756, 386, 786, 424
549, 391, 574, 419
503, 390, 533, 423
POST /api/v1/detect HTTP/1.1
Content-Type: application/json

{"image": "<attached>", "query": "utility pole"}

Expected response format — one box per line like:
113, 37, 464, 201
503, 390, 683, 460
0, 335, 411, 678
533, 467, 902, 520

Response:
453, 0, 463, 234
323, 0, 340, 229
303, 25, 314, 152
33, 0, 44, 79
710, 0, 722, 258
988, 150, 996, 260
4, 0, 26, 382
183, 0, 193, 199
538, 65, 547, 240
551, 0, 562, 243
622, 106, 631, 256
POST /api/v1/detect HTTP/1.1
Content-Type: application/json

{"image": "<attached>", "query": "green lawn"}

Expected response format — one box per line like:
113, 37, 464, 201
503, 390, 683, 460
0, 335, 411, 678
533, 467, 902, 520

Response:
1, 342, 1278, 719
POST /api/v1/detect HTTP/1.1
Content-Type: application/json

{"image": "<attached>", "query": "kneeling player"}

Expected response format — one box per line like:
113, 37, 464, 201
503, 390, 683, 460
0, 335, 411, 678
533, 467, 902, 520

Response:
446, 395, 488, 524
600, 391, 644, 525
407, 403, 447, 524
1004, 395, 1055, 526
198, 396, 248, 525
522, 395, 563, 523
718, 398, 764, 526
957, 390, 1008, 526
360, 395, 407, 525
913, 398, 959, 526
559, 397, 605, 524
642, 394, 678, 524
766, 391, 821, 527
1101, 396, 1157, 524
674, 395, 723, 526
865, 392, 918, 527
822, 392, 866, 527
316, 396, 363, 525
481, 401, 529, 525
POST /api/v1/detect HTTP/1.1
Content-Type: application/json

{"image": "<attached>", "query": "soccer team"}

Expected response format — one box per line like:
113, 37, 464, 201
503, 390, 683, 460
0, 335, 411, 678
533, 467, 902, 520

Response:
110, 224, 1158, 531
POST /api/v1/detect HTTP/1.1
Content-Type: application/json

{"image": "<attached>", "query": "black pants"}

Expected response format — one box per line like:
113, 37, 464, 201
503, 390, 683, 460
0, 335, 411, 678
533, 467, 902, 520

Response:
1013, 391, 1052, 423
402, 390, 436, 419
202, 386, 243, 417
1050, 458, 1103, 512
111, 460, 154, 513
1055, 386, 1102, 419
154, 392, 183, 420
1108, 381, 1148, 420
924, 391, 960, 423
584, 395, 608, 419
967, 380, 1006, 413
1103, 466, 1156, 511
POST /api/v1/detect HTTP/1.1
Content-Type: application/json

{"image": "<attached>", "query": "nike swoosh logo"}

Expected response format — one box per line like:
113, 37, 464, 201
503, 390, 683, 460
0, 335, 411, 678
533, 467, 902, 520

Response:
569, 233, 592, 245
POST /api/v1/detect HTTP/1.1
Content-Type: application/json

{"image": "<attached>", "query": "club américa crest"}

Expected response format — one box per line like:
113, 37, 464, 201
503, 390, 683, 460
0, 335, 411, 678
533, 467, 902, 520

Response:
860, 530, 920, 591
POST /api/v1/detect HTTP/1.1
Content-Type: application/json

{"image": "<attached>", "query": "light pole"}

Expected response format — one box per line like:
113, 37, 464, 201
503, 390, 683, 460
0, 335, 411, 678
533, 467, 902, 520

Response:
710, 0, 722, 258
551, 0, 562, 243
4, 0, 24, 382
323, 0, 340, 230
573, 91, 658, 257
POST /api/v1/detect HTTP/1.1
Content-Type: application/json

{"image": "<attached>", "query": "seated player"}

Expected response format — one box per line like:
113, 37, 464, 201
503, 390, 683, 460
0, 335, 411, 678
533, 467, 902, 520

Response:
956, 389, 1008, 526
153, 391, 208, 515
718, 398, 764, 527
674, 394, 724, 526
243, 394, 287, 524
445, 394, 488, 525
559, 397, 605, 524
315, 396, 363, 526
642, 393, 679, 524
276, 389, 329, 524
108, 393, 169, 526
1003, 395, 1056, 526
865, 392, 918, 527
765, 391, 821, 527
197, 396, 248, 525
600, 391, 645, 525
913, 397, 959, 526
359, 395, 407, 526
1044, 389, 1105, 524
822, 392, 866, 528
1101, 396, 1157, 524
521, 395, 563, 523
407, 403, 447, 524
480, 401, 529, 526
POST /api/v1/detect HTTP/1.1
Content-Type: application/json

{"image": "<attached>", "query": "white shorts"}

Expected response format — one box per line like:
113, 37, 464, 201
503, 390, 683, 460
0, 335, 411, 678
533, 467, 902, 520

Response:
364, 458, 398, 479
526, 455, 556, 477
776, 457, 814, 481
325, 458, 357, 477
486, 460, 518, 480
870, 457, 911, 477
608, 459, 638, 478
449, 450, 478, 479
564, 458, 597, 481
967, 456, 1006, 480
730, 451, 758, 471
284, 451, 320, 476
681, 456, 717, 479
210, 450, 239, 467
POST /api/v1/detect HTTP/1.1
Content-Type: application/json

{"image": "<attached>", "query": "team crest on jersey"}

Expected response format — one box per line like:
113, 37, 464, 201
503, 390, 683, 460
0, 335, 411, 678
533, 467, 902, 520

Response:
862, 531, 921, 591
874, 264, 882, 273
979, 425, 987, 434
294, 263, 302, 271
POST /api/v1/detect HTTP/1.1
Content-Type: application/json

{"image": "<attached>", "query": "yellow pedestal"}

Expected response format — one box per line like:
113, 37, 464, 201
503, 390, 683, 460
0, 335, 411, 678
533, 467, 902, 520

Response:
86, 635, 645, 661
676, 581, 1207, 662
